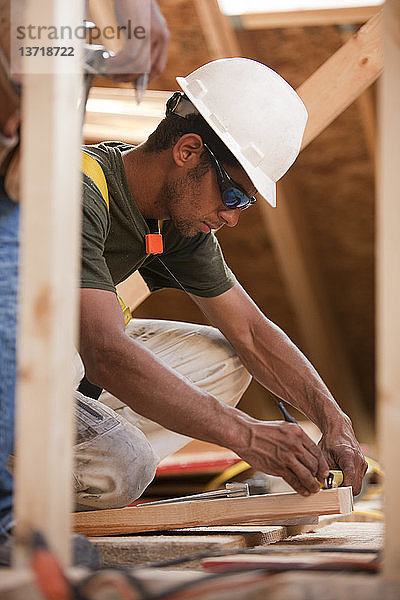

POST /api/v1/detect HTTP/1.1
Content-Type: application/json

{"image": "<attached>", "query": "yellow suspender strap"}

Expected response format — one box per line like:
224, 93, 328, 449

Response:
81, 151, 132, 326
117, 295, 132, 326
82, 151, 110, 211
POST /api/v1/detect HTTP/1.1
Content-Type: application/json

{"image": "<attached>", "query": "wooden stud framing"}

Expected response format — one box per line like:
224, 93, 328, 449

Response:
234, 6, 381, 31
377, 0, 400, 583
74, 487, 353, 537
13, 0, 84, 567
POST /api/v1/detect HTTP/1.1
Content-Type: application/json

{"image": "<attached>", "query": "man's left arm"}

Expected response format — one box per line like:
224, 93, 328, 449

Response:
190, 281, 367, 495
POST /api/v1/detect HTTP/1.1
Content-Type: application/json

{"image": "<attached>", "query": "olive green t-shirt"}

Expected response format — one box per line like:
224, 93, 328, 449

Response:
81, 142, 236, 297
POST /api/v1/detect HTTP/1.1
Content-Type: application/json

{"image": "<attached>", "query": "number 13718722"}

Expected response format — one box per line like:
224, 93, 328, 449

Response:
19, 46, 74, 56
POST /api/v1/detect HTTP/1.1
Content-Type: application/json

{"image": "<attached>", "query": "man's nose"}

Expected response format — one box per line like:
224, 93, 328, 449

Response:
218, 208, 241, 228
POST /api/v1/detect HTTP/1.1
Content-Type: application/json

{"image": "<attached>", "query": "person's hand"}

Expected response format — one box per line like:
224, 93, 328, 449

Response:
235, 420, 330, 496
318, 417, 367, 496
106, 0, 169, 84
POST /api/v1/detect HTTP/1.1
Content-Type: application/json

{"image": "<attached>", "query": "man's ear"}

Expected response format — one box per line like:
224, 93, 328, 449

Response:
172, 133, 204, 167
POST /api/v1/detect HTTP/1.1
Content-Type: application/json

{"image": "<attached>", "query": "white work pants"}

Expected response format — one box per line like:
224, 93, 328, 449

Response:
73, 319, 251, 510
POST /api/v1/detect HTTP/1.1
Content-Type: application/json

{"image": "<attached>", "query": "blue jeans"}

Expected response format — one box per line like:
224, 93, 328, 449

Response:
0, 180, 19, 535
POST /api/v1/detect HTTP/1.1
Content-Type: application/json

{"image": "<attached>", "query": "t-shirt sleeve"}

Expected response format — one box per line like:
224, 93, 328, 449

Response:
81, 175, 115, 293
138, 224, 236, 298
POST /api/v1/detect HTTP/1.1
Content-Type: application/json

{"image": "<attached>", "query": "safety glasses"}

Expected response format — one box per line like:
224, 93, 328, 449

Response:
166, 93, 256, 211
203, 144, 256, 211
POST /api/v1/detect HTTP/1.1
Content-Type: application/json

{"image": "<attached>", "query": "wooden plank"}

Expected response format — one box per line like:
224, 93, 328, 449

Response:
299, 11, 383, 150
73, 487, 353, 537
357, 87, 377, 166
160, 525, 291, 546
91, 534, 247, 568
13, 0, 84, 567
193, 0, 238, 59
235, 6, 381, 30
282, 521, 384, 550
376, 0, 400, 584
202, 552, 378, 573
232, 572, 400, 600
339, 28, 377, 167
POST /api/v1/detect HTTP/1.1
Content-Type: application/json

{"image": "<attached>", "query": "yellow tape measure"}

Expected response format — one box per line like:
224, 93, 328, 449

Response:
317, 470, 344, 489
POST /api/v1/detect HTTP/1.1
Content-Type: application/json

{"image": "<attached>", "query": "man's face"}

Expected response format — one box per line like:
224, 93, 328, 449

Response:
164, 159, 257, 239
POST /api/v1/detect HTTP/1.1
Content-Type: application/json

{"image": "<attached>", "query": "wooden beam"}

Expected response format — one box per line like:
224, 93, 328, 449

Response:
377, 0, 400, 584
299, 11, 383, 150
84, 87, 171, 145
202, 552, 378, 573
233, 6, 381, 30
73, 487, 353, 537
356, 87, 377, 166
340, 28, 377, 167
91, 534, 247, 568
259, 183, 373, 441
13, 0, 84, 567
193, 0, 239, 59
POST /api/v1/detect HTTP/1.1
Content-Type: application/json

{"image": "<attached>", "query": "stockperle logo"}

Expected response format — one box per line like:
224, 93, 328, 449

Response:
10, 0, 151, 75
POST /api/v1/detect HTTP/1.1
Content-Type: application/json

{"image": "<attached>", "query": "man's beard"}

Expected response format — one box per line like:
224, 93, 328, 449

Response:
160, 173, 204, 239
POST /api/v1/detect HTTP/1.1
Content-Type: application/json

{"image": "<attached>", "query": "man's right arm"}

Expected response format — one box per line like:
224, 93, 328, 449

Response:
80, 287, 329, 495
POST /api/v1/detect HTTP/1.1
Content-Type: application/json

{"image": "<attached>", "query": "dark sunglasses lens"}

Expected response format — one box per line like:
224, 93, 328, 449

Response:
222, 187, 250, 209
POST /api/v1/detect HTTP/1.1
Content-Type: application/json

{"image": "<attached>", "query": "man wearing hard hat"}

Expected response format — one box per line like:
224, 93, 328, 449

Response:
76, 58, 367, 510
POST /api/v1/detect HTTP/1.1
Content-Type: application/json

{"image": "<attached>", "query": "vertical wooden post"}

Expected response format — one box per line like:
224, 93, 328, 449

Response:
377, 0, 400, 583
13, 0, 84, 566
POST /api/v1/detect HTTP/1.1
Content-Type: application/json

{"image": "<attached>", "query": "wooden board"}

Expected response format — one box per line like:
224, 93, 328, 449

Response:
377, 0, 400, 584
73, 487, 353, 537
298, 11, 383, 150
160, 525, 291, 547
13, 0, 84, 568
235, 6, 381, 30
202, 552, 378, 573
91, 534, 247, 568
280, 521, 383, 551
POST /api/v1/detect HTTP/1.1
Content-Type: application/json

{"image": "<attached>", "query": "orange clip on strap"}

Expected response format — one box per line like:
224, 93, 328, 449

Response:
145, 233, 163, 254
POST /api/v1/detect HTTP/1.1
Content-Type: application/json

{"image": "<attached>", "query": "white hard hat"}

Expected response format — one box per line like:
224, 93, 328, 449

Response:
176, 58, 308, 207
